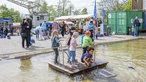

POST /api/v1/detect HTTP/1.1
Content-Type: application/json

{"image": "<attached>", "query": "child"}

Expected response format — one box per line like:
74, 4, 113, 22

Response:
132, 26, 135, 36
81, 47, 95, 67
69, 33, 78, 67
39, 27, 43, 40
51, 30, 60, 64
66, 27, 76, 63
82, 31, 93, 55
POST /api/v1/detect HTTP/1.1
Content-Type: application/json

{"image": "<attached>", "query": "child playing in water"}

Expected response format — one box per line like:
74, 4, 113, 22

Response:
81, 47, 95, 67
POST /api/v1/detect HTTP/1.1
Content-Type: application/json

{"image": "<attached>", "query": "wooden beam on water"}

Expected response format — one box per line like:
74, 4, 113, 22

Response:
48, 59, 108, 76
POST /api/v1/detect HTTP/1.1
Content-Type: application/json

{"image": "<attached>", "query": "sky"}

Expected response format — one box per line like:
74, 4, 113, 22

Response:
0, 0, 100, 15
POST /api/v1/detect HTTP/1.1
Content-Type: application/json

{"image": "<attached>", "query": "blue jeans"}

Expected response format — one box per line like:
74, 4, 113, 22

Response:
35, 32, 39, 40
131, 32, 134, 36
134, 26, 139, 36
70, 51, 76, 64
43, 29, 47, 36
68, 46, 70, 59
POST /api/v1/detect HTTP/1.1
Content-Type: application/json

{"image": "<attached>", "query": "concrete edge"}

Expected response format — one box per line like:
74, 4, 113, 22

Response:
0, 37, 143, 60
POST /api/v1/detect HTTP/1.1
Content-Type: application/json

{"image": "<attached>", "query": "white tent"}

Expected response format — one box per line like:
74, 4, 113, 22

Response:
71, 14, 94, 19
54, 14, 101, 21
54, 16, 72, 20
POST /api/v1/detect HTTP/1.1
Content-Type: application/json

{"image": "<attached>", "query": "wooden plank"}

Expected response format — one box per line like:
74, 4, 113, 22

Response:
48, 59, 108, 76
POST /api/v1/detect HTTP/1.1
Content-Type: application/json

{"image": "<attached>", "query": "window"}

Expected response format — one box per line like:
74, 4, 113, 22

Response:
40, 15, 44, 20
37, 17, 40, 21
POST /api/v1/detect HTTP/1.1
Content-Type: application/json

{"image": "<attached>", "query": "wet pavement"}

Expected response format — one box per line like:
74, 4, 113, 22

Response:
0, 33, 145, 58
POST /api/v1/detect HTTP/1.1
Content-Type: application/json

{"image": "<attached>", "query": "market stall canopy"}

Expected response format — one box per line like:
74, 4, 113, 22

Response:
54, 14, 101, 21
71, 14, 94, 19
55, 16, 73, 21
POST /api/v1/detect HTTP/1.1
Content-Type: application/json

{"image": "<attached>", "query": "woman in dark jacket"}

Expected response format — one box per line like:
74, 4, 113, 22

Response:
21, 19, 29, 48
59, 21, 66, 37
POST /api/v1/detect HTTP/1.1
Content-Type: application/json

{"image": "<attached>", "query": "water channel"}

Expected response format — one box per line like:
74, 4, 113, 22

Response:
0, 39, 146, 82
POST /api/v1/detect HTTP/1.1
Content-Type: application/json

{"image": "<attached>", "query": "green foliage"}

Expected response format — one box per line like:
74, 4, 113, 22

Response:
99, 0, 128, 10
73, 9, 81, 15
81, 8, 88, 14
39, 1, 48, 13
60, 0, 69, 15
48, 5, 57, 21
0, 5, 22, 22
123, 0, 132, 10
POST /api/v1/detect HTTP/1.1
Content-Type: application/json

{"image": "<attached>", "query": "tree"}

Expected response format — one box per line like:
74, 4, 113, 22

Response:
68, 3, 74, 15
0, 5, 10, 17
61, 0, 69, 15
0, 5, 22, 22
57, 0, 74, 16
39, 1, 48, 13
72, 9, 81, 15
123, 0, 132, 10
81, 8, 88, 14
48, 5, 57, 21
98, 0, 128, 10
34, 0, 45, 5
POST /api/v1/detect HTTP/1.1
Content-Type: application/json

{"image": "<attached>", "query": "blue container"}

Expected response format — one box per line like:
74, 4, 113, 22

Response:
144, 12, 146, 29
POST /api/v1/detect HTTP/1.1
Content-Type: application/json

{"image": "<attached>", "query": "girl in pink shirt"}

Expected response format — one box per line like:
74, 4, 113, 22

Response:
69, 33, 78, 67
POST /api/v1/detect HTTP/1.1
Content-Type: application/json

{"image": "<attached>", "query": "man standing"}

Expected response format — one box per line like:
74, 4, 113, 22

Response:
133, 17, 140, 36
59, 21, 66, 37
41, 21, 47, 39
27, 18, 32, 46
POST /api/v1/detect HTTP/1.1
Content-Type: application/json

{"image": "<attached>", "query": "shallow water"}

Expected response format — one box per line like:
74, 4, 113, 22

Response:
0, 39, 146, 82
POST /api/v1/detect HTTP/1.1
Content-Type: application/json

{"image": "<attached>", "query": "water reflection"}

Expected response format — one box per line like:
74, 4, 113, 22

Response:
20, 58, 32, 72
96, 39, 146, 82
0, 39, 146, 82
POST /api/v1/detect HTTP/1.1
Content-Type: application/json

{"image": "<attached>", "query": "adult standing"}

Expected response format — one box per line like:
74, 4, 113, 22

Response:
88, 21, 94, 41
27, 18, 32, 45
41, 21, 47, 39
3, 27, 8, 36
133, 17, 140, 36
83, 23, 88, 32
60, 21, 66, 37
20, 19, 30, 48
52, 21, 59, 31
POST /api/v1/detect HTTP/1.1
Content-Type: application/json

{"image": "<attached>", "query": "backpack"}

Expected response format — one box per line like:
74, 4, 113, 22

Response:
52, 37, 59, 47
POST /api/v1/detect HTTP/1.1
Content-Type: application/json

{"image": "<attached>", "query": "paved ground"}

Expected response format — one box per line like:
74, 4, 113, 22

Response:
0, 33, 145, 58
